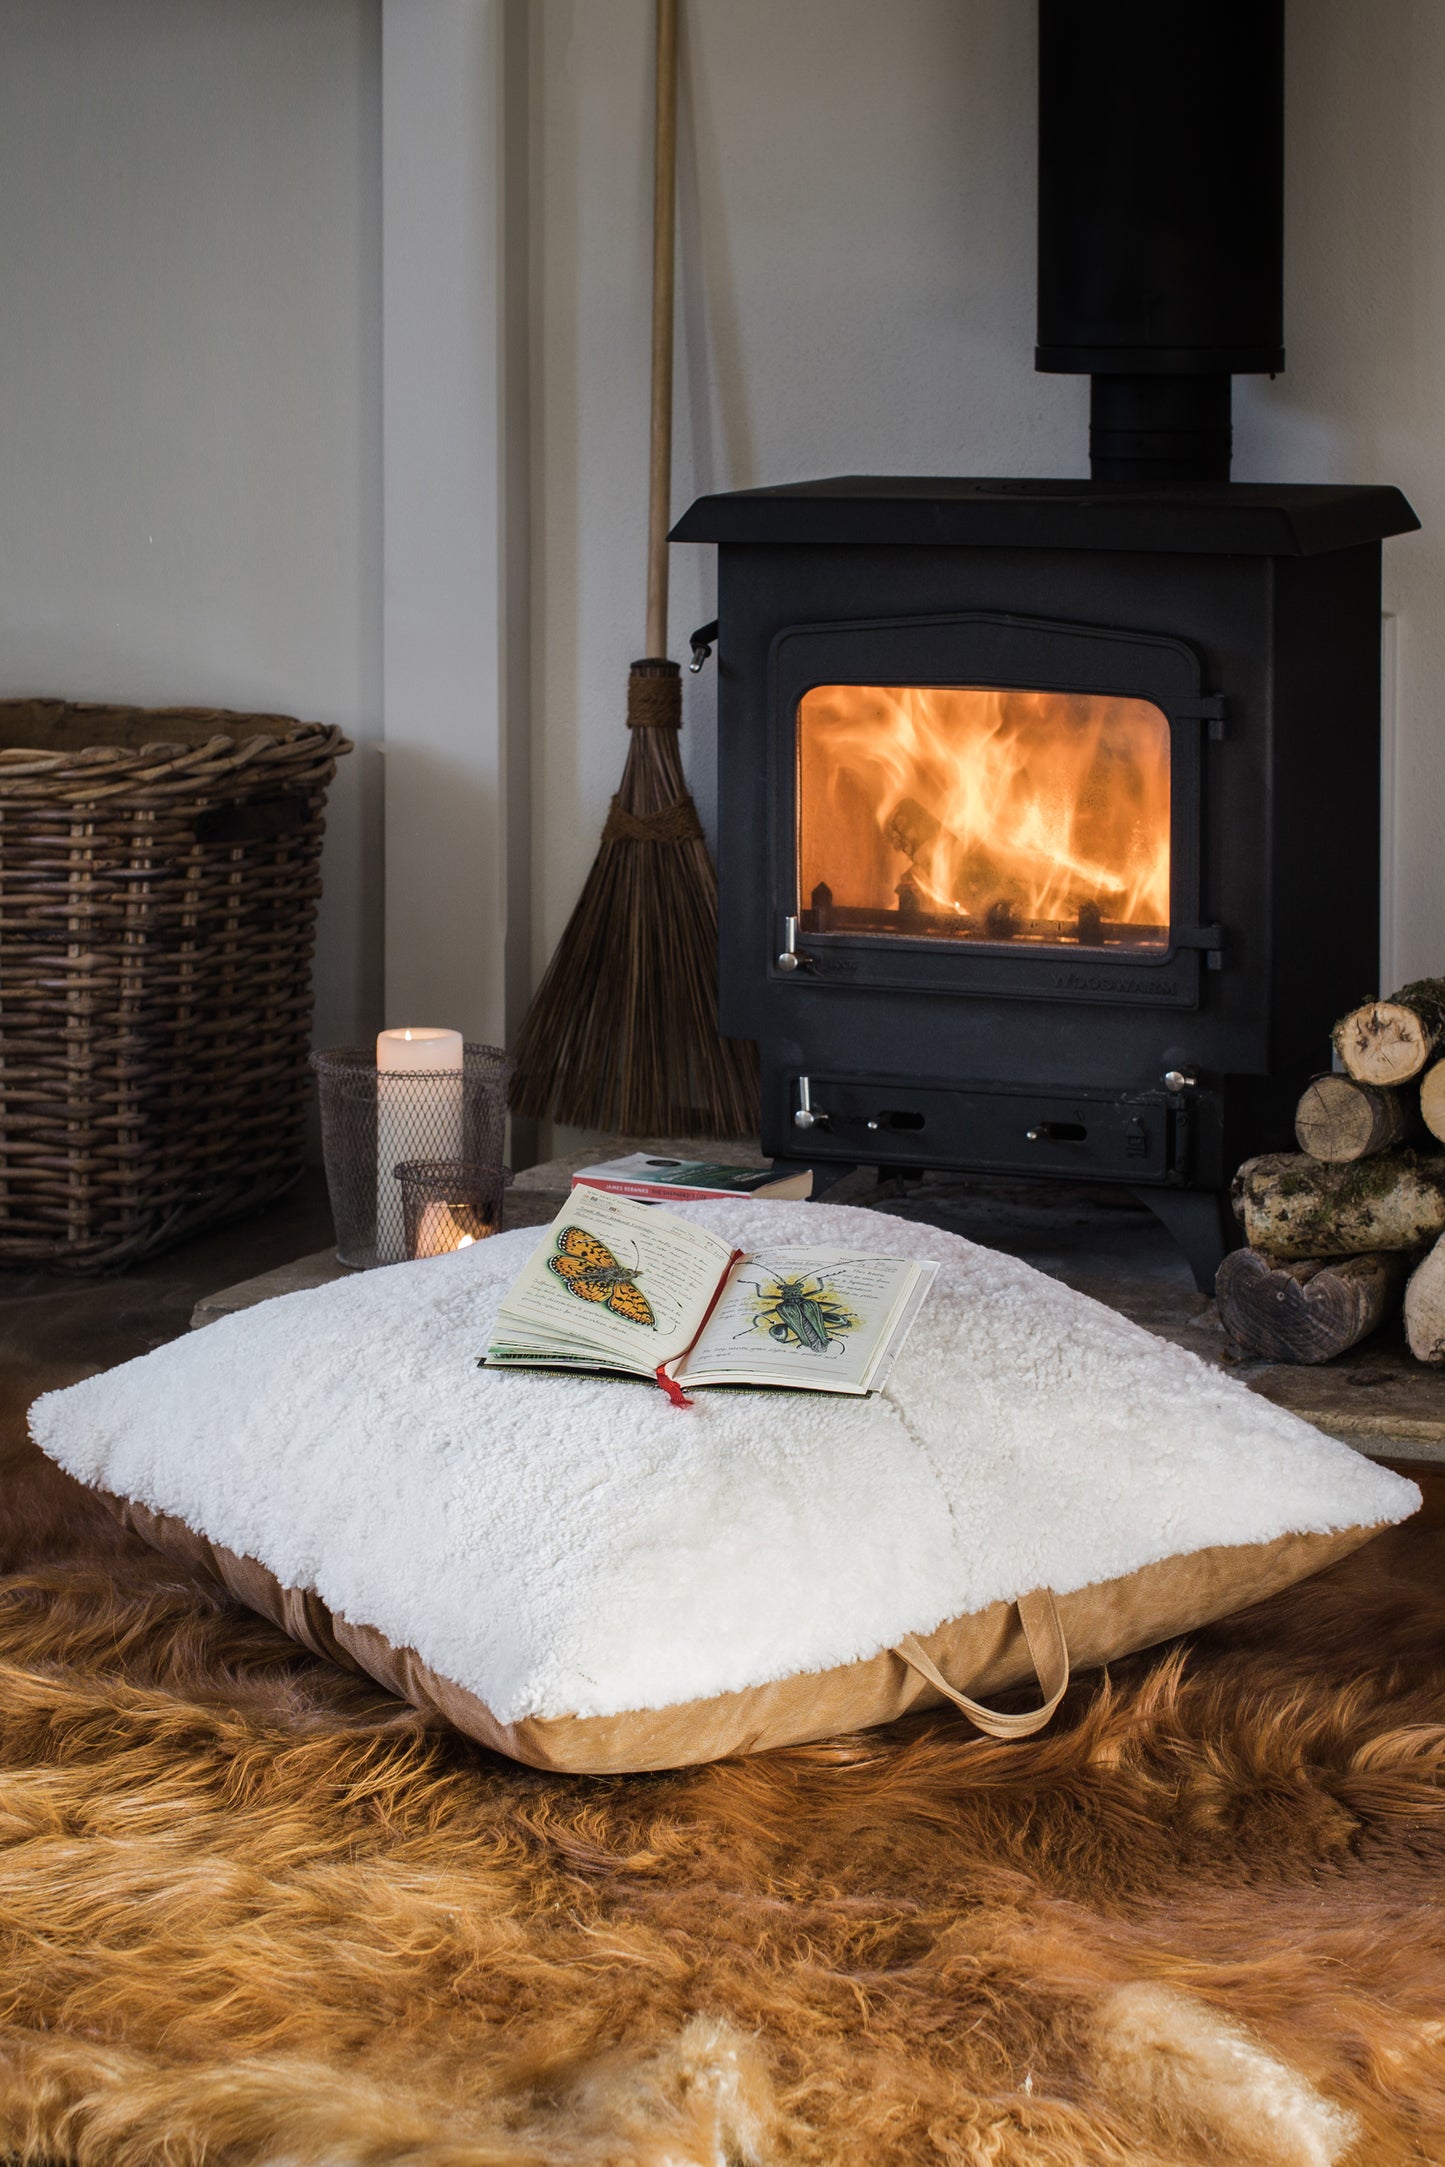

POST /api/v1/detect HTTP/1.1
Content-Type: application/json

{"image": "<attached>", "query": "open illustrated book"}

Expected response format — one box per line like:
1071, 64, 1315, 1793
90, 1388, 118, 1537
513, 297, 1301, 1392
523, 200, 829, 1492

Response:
484, 1185, 938, 1403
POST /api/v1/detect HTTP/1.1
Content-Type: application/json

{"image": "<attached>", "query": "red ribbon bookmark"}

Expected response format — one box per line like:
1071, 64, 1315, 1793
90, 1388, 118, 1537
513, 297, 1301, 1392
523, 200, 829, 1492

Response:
654, 1247, 746, 1407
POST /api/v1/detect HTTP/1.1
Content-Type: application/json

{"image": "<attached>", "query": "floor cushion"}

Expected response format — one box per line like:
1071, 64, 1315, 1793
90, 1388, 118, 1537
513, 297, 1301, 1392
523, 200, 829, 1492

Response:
29, 1200, 1418, 1772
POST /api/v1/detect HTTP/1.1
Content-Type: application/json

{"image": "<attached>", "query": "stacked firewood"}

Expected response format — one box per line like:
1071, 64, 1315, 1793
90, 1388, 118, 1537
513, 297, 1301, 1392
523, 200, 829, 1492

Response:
1223, 979, 1445, 1365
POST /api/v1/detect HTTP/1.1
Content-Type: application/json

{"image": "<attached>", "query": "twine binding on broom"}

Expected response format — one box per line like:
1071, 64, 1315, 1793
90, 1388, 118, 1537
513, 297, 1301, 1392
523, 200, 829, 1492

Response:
601, 800, 704, 844
603, 667, 702, 838
624, 666, 683, 730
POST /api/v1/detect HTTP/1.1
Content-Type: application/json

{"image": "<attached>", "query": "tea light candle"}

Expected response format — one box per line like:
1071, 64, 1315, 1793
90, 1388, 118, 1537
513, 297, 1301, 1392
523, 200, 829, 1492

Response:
376, 1028, 463, 1264
414, 1201, 488, 1259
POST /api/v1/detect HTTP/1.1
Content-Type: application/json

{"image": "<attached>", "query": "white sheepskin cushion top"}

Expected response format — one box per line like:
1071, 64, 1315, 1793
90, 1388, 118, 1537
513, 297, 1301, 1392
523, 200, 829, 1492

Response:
31, 1200, 1416, 1724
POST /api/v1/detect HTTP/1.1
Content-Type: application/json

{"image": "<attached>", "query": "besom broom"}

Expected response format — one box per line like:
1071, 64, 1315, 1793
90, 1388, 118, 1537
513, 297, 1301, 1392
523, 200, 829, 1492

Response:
510, 0, 757, 1140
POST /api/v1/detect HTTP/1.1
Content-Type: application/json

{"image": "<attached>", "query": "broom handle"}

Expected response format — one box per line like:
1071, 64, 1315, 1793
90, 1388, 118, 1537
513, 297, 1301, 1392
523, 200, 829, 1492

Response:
645, 0, 678, 661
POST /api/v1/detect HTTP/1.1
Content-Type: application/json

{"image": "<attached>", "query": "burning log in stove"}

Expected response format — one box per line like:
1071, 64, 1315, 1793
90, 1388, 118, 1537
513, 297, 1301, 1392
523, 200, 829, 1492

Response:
883, 794, 1119, 945
884, 796, 1012, 919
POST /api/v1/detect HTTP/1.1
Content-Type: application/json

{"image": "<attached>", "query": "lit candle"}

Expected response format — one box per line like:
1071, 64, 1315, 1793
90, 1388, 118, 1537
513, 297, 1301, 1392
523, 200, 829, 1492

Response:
414, 1201, 490, 1259
375, 1028, 463, 1265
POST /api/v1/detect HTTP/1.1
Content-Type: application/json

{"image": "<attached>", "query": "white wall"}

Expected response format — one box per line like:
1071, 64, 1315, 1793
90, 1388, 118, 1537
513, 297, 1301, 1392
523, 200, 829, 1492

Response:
1235, 0, 1445, 985
381, 0, 530, 1053
0, 0, 383, 1052
534, 0, 1445, 1000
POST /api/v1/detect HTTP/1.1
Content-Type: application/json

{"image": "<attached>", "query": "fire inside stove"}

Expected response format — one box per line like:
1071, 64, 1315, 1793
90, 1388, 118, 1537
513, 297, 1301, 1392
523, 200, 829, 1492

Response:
796, 684, 1171, 949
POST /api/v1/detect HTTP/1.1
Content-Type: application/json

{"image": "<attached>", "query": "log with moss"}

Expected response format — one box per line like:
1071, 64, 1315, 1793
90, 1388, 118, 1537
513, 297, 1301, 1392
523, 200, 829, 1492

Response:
1333, 978, 1445, 1086
1216, 1247, 1409, 1363
1293, 1072, 1418, 1163
1231, 1147, 1445, 1259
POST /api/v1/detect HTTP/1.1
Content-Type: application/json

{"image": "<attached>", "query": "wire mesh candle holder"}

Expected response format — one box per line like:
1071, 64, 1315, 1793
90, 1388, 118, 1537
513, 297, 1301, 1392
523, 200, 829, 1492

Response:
310, 1043, 513, 1268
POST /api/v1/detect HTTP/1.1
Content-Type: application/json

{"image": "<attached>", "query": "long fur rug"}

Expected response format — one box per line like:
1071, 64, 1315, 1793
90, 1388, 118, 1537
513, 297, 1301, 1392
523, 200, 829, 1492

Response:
4, 1369, 1445, 2167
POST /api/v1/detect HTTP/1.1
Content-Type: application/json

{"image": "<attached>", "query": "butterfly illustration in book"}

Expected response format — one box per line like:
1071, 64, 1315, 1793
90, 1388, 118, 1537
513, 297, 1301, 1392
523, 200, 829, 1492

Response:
737, 1266, 859, 1355
548, 1225, 657, 1327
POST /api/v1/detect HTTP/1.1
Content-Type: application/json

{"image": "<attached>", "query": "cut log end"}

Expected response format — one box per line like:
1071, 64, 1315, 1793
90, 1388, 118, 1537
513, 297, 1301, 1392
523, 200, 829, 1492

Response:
1334, 978, 1445, 1087
1333, 1001, 1431, 1084
1217, 1246, 1409, 1364
1294, 1073, 1416, 1163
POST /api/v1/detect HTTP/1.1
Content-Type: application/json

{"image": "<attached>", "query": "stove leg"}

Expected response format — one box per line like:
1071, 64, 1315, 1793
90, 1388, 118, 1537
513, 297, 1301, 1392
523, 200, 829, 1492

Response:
1134, 1186, 1243, 1295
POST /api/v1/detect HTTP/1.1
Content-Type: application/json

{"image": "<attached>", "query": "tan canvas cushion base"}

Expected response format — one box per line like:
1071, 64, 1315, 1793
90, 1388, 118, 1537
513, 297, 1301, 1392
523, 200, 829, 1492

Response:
108, 1494, 1378, 1773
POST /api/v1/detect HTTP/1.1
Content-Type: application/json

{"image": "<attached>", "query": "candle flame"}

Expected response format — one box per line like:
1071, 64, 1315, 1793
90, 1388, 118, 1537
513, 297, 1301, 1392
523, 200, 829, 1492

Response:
403, 1028, 413, 1041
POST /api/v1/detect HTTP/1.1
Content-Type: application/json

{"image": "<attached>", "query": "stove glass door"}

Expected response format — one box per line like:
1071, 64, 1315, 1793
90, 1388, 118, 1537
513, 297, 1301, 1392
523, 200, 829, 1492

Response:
796, 683, 1171, 953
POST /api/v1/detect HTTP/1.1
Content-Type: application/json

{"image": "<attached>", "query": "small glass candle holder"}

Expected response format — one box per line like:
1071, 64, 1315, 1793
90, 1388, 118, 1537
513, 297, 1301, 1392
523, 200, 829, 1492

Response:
395, 1159, 512, 1260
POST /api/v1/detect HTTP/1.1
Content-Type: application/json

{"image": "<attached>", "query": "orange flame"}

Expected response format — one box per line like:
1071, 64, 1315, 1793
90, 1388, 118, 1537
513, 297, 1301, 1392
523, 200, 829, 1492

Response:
797, 684, 1170, 942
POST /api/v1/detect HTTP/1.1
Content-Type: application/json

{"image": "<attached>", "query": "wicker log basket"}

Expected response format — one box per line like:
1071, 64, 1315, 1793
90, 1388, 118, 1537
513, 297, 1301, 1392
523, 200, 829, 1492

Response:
0, 701, 351, 1270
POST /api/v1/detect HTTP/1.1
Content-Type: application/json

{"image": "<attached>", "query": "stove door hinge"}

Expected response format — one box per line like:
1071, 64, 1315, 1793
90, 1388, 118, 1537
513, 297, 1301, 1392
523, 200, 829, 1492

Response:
1172, 922, 1225, 969
1174, 692, 1228, 741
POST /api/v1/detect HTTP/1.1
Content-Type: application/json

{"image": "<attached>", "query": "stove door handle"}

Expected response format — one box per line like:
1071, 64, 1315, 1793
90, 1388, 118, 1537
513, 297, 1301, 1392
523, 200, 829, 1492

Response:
776, 914, 815, 973
793, 1076, 828, 1130
688, 618, 719, 673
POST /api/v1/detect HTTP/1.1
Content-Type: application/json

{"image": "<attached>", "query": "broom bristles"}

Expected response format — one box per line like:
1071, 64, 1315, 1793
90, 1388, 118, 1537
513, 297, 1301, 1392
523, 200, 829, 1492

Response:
511, 665, 759, 1138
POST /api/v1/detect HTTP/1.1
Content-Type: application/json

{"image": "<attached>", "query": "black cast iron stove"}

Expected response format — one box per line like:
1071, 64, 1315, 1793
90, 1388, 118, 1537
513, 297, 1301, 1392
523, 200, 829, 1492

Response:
671, 1, 1419, 1290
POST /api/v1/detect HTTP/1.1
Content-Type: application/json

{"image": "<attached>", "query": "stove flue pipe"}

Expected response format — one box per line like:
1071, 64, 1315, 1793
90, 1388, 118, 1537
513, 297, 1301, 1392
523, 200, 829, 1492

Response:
1035, 0, 1284, 486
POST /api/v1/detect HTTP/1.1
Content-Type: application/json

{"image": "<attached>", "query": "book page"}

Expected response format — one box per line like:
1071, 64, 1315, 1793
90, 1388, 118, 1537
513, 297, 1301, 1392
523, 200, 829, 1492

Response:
485, 1186, 737, 1373
681, 1248, 935, 1393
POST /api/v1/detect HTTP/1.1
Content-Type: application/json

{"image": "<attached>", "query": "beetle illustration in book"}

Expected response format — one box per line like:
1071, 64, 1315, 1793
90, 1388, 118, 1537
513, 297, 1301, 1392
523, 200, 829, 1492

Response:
738, 1267, 860, 1355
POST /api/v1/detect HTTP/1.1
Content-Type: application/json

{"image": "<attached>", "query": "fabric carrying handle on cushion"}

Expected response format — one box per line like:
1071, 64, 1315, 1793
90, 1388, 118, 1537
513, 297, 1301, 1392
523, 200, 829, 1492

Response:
893, 1588, 1070, 1740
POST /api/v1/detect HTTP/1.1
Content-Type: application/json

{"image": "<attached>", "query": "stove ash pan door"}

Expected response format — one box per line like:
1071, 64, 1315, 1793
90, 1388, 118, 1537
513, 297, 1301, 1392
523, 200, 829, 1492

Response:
770, 613, 1221, 1011
799, 1076, 1186, 1182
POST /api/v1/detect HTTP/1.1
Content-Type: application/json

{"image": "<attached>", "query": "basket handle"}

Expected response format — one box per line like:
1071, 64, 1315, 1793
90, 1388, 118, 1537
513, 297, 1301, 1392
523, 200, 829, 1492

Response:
194, 793, 310, 846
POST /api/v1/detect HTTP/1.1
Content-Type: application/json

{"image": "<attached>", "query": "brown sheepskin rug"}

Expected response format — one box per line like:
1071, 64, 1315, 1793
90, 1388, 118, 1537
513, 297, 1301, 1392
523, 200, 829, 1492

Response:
4, 1383, 1445, 2167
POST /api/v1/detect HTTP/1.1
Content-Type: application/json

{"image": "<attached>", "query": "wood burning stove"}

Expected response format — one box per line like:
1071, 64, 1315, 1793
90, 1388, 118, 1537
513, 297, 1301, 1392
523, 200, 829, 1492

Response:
673, 480, 1415, 1290
672, 1, 1419, 1290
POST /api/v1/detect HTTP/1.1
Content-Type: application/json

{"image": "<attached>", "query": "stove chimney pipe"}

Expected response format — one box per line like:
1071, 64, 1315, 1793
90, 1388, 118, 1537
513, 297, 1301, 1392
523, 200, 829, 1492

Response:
1035, 0, 1284, 486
